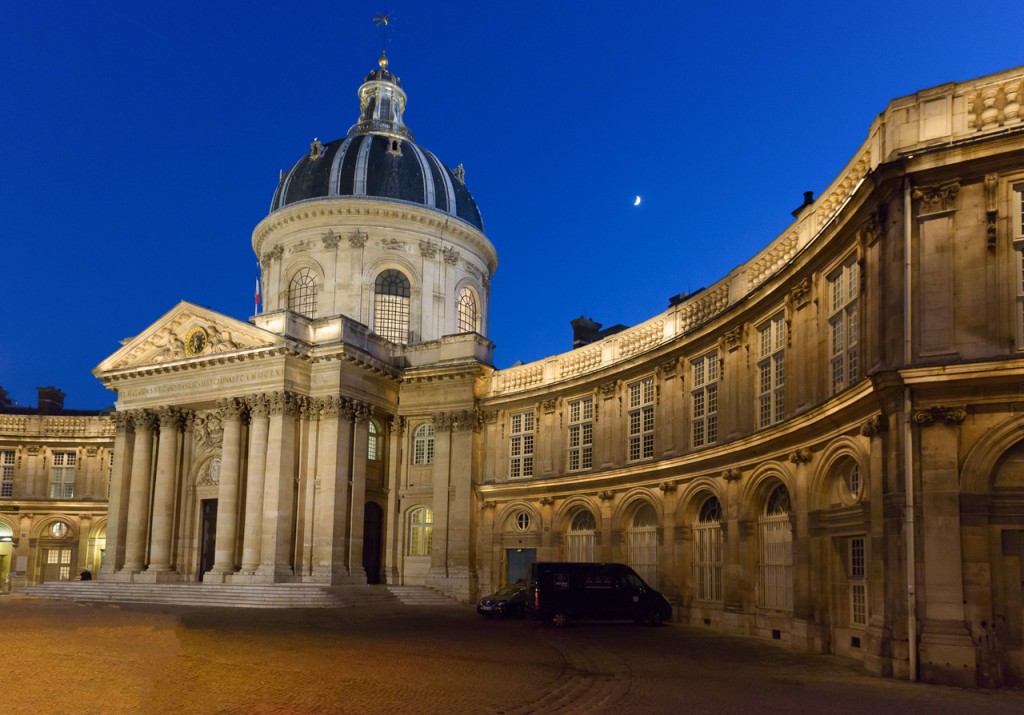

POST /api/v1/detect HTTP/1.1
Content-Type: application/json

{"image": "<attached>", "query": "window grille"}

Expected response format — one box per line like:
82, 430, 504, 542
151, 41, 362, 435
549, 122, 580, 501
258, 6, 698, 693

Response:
457, 286, 478, 333
828, 256, 860, 395
693, 496, 723, 602
1014, 185, 1024, 349
691, 352, 719, 447
374, 269, 411, 344
413, 424, 435, 465
757, 484, 793, 610
288, 267, 318, 318
757, 315, 786, 428
50, 451, 76, 499
367, 421, 380, 461
408, 508, 433, 556
1, 450, 13, 497
628, 503, 659, 587
566, 509, 597, 562
567, 397, 593, 472
627, 377, 655, 461
509, 411, 534, 479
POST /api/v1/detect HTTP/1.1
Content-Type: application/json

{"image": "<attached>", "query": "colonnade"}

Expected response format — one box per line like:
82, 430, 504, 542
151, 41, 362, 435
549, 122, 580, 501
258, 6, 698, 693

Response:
101, 392, 379, 584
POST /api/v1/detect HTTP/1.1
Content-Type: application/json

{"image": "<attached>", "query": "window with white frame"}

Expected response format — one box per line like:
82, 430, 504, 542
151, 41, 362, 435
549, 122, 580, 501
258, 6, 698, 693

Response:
1, 450, 14, 498
408, 507, 433, 556
757, 484, 793, 610
567, 397, 593, 472
374, 269, 411, 344
1013, 183, 1024, 348
691, 351, 719, 447
288, 267, 318, 318
50, 451, 76, 499
849, 535, 867, 626
757, 314, 786, 428
367, 420, 381, 461
828, 255, 860, 395
509, 410, 534, 479
628, 502, 658, 587
627, 377, 655, 461
693, 495, 723, 602
412, 424, 435, 465
566, 509, 597, 562
457, 286, 478, 333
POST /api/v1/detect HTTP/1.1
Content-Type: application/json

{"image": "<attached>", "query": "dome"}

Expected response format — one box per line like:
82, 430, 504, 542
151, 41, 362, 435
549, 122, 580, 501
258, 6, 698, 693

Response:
270, 54, 484, 233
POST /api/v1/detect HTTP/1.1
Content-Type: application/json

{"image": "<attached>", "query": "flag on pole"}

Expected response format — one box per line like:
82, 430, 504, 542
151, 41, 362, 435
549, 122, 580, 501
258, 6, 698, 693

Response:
254, 275, 261, 313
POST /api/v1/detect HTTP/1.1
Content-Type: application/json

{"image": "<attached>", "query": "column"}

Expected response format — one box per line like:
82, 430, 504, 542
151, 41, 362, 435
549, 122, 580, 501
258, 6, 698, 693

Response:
100, 412, 133, 576
240, 394, 270, 574
347, 402, 371, 581
146, 407, 182, 573
383, 415, 405, 584
76, 515, 93, 576
443, 410, 476, 599
209, 398, 244, 577
121, 410, 156, 573
428, 413, 451, 584
257, 391, 298, 581
309, 397, 352, 583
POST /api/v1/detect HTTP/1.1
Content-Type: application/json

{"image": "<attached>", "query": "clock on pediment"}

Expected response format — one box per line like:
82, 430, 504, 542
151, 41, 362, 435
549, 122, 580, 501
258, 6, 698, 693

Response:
185, 326, 208, 357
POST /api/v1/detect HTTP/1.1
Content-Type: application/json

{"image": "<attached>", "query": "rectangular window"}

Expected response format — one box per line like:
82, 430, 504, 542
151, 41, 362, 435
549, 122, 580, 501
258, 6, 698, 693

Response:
567, 397, 594, 472
757, 314, 786, 428
850, 536, 867, 626
50, 451, 76, 499
509, 410, 534, 479
691, 351, 719, 447
828, 256, 860, 395
627, 377, 655, 462
1014, 184, 1024, 349
1, 450, 14, 498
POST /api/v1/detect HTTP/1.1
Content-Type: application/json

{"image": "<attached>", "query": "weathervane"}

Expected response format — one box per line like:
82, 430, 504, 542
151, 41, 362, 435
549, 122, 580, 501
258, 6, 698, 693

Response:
373, 12, 392, 63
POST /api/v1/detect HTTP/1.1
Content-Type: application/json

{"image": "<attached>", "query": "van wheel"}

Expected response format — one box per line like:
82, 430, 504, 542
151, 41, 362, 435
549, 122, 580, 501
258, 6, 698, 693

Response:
647, 609, 664, 626
549, 611, 569, 628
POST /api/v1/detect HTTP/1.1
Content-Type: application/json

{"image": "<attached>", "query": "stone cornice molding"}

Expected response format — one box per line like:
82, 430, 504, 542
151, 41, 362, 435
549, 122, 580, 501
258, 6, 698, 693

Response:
913, 406, 967, 426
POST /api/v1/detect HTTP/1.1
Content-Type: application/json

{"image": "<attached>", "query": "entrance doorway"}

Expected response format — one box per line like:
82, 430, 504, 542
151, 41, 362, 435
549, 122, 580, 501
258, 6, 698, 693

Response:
507, 548, 536, 585
42, 547, 73, 582
198, 499, 217, 581
363, 502, 382, 584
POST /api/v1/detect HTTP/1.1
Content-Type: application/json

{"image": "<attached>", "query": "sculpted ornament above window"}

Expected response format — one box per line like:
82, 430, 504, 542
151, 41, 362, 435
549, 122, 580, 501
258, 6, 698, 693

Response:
913, 182, 960, 214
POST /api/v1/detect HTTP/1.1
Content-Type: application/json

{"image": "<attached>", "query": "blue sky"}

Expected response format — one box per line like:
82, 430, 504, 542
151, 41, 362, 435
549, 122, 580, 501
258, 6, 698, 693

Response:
3, 1, 1022, 409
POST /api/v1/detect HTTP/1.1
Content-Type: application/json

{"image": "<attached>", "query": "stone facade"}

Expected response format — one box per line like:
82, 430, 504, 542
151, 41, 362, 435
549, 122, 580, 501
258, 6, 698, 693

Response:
0, 387, 113, 590
90, 61, 1024, 687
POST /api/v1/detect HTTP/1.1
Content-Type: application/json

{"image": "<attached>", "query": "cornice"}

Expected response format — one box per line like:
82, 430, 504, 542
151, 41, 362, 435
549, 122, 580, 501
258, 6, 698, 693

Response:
97, 345, 291, 383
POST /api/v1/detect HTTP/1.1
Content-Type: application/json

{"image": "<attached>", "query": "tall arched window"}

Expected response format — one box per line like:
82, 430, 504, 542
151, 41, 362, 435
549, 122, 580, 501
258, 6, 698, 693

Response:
374, 269, 411, 344
408, 507, 433, 556
457, 286, 478, 333
628, 502, 658, 586
413, 423, 435, 465
288, 267, 318, 318
367, 420, 381, 461
566, 509, 597, 562
758, 484, 793, 610
693, 495, 723, 602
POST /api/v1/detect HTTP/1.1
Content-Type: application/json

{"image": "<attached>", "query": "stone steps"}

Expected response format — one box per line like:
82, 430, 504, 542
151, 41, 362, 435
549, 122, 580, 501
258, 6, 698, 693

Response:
386, 585, 460, 606
21, 581, 393, 609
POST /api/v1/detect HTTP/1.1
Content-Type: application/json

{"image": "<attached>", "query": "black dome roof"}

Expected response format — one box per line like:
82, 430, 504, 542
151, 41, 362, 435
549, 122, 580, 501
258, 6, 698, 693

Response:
269, 55, 484, 233
271, 134, 484, 232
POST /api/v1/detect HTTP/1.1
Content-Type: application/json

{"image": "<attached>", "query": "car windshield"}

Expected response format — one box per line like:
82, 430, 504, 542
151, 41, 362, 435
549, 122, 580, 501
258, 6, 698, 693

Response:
493, 582, 524, 597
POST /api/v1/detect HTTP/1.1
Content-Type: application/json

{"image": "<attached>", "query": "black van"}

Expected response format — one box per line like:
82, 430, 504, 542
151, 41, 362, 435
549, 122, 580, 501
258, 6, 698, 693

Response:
525, 562, 672, 627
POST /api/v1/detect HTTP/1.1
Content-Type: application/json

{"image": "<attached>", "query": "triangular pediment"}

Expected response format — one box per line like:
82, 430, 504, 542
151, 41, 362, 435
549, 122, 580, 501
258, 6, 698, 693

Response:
95, 301, 283, 374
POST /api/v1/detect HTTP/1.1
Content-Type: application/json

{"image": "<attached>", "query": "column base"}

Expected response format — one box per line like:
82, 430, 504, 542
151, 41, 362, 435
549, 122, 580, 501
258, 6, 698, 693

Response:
134, 570, 184, 584
919, 620, 978, 687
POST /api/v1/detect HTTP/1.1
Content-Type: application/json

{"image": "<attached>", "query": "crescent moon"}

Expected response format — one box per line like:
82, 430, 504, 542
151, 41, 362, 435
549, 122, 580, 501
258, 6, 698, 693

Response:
634, 195, 642, 206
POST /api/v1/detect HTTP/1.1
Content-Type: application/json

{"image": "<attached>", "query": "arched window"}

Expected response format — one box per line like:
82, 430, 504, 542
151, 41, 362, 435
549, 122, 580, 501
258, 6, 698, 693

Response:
408, 507, 433, 556
693, 496, 723, 602
288, 267, 318, 318
374, 269, 411, 344
628, 502, 658, 586
457, 286, 478, 333
758, 484, 793, 610
367, 420, 381, 461
413, 423, 435, 465
566, 509, 597, 562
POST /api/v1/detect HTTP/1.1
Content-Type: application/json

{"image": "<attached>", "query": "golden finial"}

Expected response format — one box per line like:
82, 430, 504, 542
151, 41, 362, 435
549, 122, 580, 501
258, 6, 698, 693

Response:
379, 52, 388, 70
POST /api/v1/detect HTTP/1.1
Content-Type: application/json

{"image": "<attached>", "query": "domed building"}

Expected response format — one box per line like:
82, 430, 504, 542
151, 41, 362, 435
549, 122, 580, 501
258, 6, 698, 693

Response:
92, 55, 1024, 687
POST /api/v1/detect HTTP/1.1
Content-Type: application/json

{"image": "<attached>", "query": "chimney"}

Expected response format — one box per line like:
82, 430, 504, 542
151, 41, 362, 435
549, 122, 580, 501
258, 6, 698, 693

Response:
791, 190, 814, 218
570, 316, 603, 349
36, 386, 67, 416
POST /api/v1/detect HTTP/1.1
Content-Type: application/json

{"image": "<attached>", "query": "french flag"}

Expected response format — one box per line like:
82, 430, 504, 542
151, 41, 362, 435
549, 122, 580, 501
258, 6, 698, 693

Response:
254, 276, 261, 312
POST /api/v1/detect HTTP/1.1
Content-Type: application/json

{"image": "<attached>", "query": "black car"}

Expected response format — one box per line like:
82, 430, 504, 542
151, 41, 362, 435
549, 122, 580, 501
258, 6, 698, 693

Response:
476, 581, 528, 618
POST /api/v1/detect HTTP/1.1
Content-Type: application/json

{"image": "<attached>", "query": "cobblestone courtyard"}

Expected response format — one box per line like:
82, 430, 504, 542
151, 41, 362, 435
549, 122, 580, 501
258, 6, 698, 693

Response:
3, 595, 1021, 714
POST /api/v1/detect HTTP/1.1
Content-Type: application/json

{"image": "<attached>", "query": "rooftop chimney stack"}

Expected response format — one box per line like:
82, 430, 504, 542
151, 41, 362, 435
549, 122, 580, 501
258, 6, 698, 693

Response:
36, 386, 66, 416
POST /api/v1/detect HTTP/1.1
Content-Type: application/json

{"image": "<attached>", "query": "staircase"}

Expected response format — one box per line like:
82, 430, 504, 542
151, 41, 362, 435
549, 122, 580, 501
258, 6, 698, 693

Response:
21, 581, 393, 609
386, 585, 461, 606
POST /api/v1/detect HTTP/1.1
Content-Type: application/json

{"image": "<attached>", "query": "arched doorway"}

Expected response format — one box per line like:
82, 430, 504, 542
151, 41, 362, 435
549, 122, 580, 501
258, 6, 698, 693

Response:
627, 502, 658, 586
363, 502, 383, 584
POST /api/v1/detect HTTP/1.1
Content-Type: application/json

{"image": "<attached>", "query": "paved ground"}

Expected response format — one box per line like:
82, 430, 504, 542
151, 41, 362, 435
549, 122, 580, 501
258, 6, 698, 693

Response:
3, 594, 1021, 714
